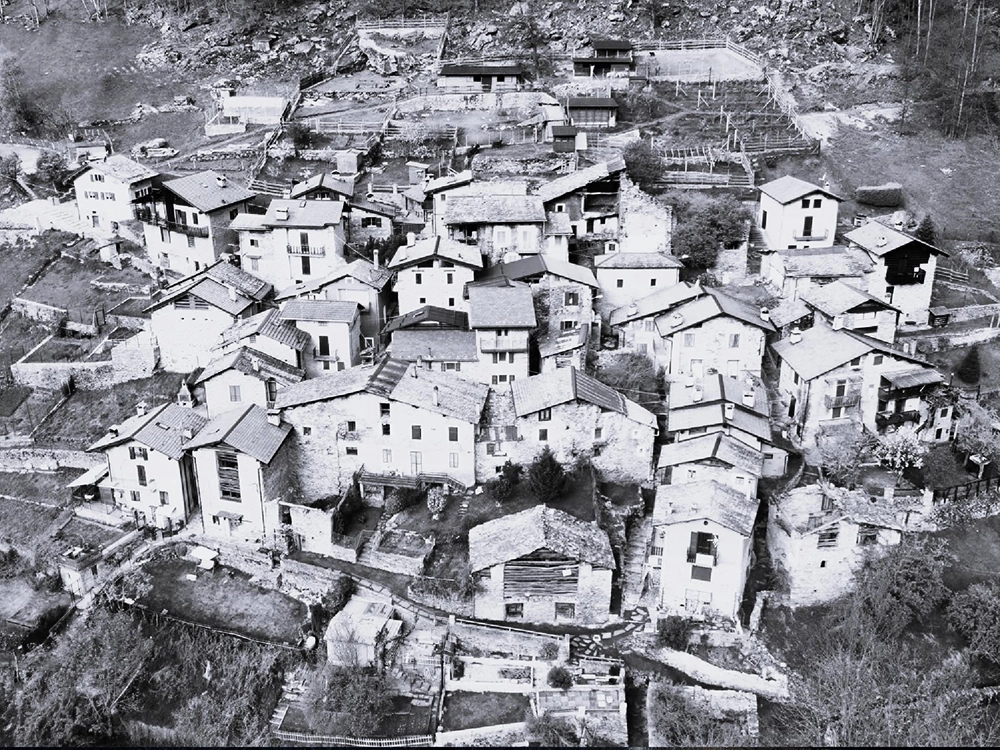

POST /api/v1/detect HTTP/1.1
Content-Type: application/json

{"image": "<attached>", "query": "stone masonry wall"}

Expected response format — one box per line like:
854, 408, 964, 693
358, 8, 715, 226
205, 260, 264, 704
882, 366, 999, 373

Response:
0, 448, 102, 472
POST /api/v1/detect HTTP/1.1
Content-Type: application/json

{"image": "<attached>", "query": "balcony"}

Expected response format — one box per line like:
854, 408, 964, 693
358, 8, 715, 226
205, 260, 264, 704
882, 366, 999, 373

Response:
824, 390, 862, 410
793, 230, 829, 242
478, 331, 531, 352
885, 267, 926, 285
686, 548, 718, 566
287, 244, 326, 257
876, 410, 921, 430
134, 209, 210, 238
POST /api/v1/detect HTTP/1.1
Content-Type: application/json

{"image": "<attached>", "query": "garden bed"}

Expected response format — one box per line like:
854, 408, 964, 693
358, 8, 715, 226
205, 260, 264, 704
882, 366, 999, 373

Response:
440, 691, 531, 732
20, 254, 149, 315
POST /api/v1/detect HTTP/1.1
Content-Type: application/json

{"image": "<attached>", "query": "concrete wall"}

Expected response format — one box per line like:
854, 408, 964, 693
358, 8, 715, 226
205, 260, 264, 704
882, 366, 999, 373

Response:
151, 304, 238, 373
596, 267, 681, 318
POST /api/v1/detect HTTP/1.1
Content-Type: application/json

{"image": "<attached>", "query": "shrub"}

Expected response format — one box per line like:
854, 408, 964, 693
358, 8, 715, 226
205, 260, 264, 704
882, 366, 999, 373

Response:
914, 214, 938, 245
286, 121, 313, 150
486, 475, 515, 502
539, 641, 560, 661
948, 580, 1000, 663
385, 486, 423, 516
331, 511, 345, 536
623, 140, 664, 192
527, 446, 567, 503
657, 615, 696, 650
855, 182, 904, 207
322, 576, 356, 617
546, 665, 574, 690
500, 460, 523, 485
427, 487, 448, 518
956, 346, 982, 385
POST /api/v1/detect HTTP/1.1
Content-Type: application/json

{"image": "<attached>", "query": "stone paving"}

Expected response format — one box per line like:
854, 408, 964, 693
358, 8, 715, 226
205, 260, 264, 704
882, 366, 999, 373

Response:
569, 606, 649, 658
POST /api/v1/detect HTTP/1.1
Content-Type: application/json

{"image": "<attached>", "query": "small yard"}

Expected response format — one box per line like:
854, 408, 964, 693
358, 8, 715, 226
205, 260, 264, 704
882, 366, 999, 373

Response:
20, 254, 149, 317
139, 557, 308, 645
0, 494, 63, 557
0, 237, 60, 306
440, 691, 531, 731
931, 515, 1000, 592
0, 469, 80, 507
0, 313, 53, 369
924, 342, 1000, 395
22, 335, 108, 364
0, 577, 70, 629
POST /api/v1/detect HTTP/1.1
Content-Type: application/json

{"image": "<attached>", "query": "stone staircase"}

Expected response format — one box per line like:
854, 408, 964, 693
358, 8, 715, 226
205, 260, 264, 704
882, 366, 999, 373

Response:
621, 516, 652, 611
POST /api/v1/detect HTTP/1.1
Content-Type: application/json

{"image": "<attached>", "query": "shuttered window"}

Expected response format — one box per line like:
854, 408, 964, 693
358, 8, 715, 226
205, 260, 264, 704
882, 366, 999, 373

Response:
217, 450, 241, 501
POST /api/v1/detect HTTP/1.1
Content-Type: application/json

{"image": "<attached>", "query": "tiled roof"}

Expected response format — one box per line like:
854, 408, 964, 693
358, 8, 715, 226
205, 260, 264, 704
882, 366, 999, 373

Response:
206, 261, 272, 300
882, 367, 944, 389
347, 198, 398, 218
768, 297, 811, 328
215, 308, 312, 352
195, 346, 305, 385
758, 174, 841, 204
591, 38, 633, 50
439, 63, 526, 76
184, 404, 291, 464
800, 279, 899, 317
387, 235, 483, 269
467, 282, 536, 328
289, 173, 353, 200
390, 329, 478, 361
262, 198, 344, 228
567, 97, 618, 108
387, 362, 489, 423
775, 246, 874, 278
423, 170, 472, 196
274, 365, 374, 409
382, 306, 469, 335
273, 258, 393, 299
551, 125, 577, 137
89, 403, 208, 461
86, 154, 157, 185
544, 211, 573, 236
443, 195, 546, 225
668, 403, 771, 442
771, 325, 872, 381
163, 170, 255, 213
538, 325, 589, 358
669, 374, 769, 417
652, 480, 758, 536
279, 299, 360, 323
468, 505, 615, 572
595, 252, 683, 270
536, 158, 626, 203
229, 213, 267, 232
609, 282, 702, 327
147, 275, 260, 317
655, 287, 775, 336
845, 219, 947, 257
475, 255, 599, 288
657, 432, 763, 475
510, 367, 654, 427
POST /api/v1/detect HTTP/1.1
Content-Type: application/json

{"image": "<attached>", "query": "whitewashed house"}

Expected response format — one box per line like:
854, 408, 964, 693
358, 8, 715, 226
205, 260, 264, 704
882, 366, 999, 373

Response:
657, 432, 763, 499
212, 307, 312, 370
757, 175, 841, 251
467, 282, 536, 387
388, 234, 482, 316
278, 299, 363, 377
443, 194, 548, 265
800, 280, 900, 343
609, 282, 703, 355
73, 154, 157, 233
594, 252, 684, 318
195, 346, 305, 418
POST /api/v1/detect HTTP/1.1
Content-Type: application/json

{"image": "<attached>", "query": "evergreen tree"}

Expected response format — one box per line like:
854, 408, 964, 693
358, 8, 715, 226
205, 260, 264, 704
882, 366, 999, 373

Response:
956, 346, 981, 385
914, 214, 938, 246
527, 446, 566, 503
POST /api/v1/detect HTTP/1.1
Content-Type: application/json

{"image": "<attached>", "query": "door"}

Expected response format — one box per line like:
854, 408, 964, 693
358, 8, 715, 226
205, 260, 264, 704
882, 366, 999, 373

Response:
802, 216, 813, 238
690, 359, 704, 378
299, 231, 310, 254
727, 360, 739, 378
410, 451, 423, 475
91, 213, 100, 228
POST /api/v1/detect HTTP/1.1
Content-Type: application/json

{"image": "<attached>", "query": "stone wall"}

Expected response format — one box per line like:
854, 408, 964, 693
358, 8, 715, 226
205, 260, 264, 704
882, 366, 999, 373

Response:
11, 297, 66, 322
281, 554, 348, 603
0, 447, 102, 472
397, 90, 556, 114
361, 545, 426, 576
11, 331, 157, 390
450, 619, 563, 659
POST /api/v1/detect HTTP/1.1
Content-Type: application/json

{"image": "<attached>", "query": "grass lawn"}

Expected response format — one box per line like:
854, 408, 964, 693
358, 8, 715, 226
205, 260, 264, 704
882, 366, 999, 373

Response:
930, 515, 1000, 592
924, 342, 1000, 394
0, 239, 58, 306
140, 558, 307, 644
0, 577, 70, 627
0, 386, 31, 417
23, 336, 107, 364
0, 494, 63, 551
0, 469, 80, 507
0, 314, 53, 368
441, 691, 531, 731
32, 372, 184, 448
21, 254, 149, 315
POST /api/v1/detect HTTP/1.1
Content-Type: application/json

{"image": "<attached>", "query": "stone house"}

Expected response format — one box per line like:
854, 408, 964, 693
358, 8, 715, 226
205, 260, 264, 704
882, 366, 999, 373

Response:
137, 170, 255, 277
443, 194, 547, 265
146, 261, 273, 373
184, 404, 295, 544
768, 483, 903, 607
278, 299, 364, 376
667, 377, 774, 455
535, 158, 625, 239
476, 367, 657, 483
616, 176, 673, 254
594, 252, 684, 319
467, 282, 537, 387
344, 199, 398, 244
657, 432, 763, 499
800, 280, 900, 344
406, 169, 472, 233
468, 505, 615, 625
436, 63, 526, 92
648, 480, 759, 622
275, 359, 489, 498
233, 199, 348, 291
756, 175, 842, 251
289, 173, 354, 202
760, 246, 874, 302
212, 307, 312, 369
389, 329, 479, 378
845, 218, 948, 325
538, 326, 590, 373
274, 258, 394, 347
771, 325, 945, 447
609, 282, 703, 352
195, 346, 305, 418
88, 402, 207, 531
73, 154, 157, 234
388, 234, 483, 316
658, 288, 775, 379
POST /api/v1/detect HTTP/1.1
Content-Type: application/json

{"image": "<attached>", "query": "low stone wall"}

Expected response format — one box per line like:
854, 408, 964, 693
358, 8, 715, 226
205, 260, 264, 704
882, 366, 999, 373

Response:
363, 545, 427, 576
0, 447, 102, 472
11, 331, 157, 389
944, 302, 1000, 324
11, 296, 66, 322
281, 555, 347, 603
450, 619, 563, 659
435, 721, 528, 747
397, 90, 555, 114
407, 585, 475, 619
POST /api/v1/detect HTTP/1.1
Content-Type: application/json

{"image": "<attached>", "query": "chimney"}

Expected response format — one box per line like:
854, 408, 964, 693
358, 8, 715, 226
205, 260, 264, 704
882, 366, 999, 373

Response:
691, 387, 703, 403
228, 285, 238, 302
406, 231, 416, 247
275, 207, 289, 221
875, 236, 887, 248
789, 326, 802, 344
373, 247, 379, 268
216, 175, 228, 188
724, 402, 735, 420
182, 427, 194, 440
432, 386, 439, 407
832, 315, 844, 330
759, 306, 770, 322
742, 388, 755, 407
136, 401, 148, 416
412, 358, 421, 376
251, 356, 260, 372
267, 408, 282, 426
109, 425, 119, 437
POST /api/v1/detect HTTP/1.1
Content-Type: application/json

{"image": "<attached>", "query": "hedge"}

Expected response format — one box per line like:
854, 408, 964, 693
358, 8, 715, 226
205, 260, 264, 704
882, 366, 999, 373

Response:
855, 182, 904, 207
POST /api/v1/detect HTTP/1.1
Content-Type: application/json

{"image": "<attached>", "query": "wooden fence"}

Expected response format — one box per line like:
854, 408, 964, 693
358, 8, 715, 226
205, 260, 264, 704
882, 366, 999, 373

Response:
933, 474, 1000, 504
356, 13, 448, 30
936, 265, 972, 284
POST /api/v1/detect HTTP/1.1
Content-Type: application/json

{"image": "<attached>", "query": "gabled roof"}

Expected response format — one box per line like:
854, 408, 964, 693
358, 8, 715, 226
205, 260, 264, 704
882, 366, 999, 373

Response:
669, 374, 769, 417
591, 38, 633, 50
511, 367, 656, 427
146, 262, 272, 316
383, 306, 469, 335
758, 175, 841, 204
474, 255, 599, 288
423, 170, 472, 196
845, 220, 948, 257
668, 403, 771, 443
539, 325, 589, 359
536, 158, 626, 204
656, 288, 775, 336
545, 211, 573, 236
768, 297, 811, 328
774, 246, 874, 278
289, 173, 353, 200
609, 282, 703, 327
82, 154, 157, 185
279, 299, 360, 323
595, 252, 684, 270
468, 505, 615, 572
88, 403, 208, 461
229, 213, 267, 232
390, 329, 478, 362
800, 279, 900, 317
184, 405, 291, 464
881, 367, 944, 390
215, 308, 313, 352
551, 125, 578, 137
657, 432, 763, 475
443, 195, 546, 225
273, 259, 393, 300
262, 199, 344, 228
387, 235, 483, 270
772, 326, 932, 382
567, 97, 618, 109
195, 346, 305, 386
467, 282, 537, 329
347, 198, 399, 218
162, 170, 255, 213
439, 63, 526, 76
652, 480, 758, 536
275, 365, 373, 409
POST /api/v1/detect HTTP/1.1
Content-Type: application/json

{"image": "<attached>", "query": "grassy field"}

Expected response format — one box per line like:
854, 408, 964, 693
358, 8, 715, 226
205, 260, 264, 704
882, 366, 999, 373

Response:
21, 255, 148, 315
932, 515, 1000, 592
441, 691, 531, 731
0, 469, 80, 506
0, 494, 63, 556
0, 240, 58, 306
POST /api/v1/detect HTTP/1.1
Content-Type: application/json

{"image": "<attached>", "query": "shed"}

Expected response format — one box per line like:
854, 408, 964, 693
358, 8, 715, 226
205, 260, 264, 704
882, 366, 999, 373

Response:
325, 595, 403, 667
552, 125, 579, 153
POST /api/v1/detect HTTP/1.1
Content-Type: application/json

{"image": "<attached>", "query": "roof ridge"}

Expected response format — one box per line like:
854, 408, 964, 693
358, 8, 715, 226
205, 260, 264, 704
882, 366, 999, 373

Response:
218, 404, 256, 447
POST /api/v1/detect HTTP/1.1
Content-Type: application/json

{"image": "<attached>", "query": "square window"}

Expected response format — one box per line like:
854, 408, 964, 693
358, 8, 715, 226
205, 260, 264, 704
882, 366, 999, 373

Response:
565, 291, 579, 306
873, 355, 884, 365
346, 447, 358, 456
323, 361, 331, 370
419, 297, 426, 304
813, 199, 822, 208
857, 526, 878, 545
539, 408, 552, 421
347, 421, 357, 432
449, 453, 459, 468
831, 406, 842, 418
850, 356, 862, 366
382, 424, 391, 436
594, 427, 602, 440
382, 449, 392, 463
538, 428, 548, 441
249, 238, 259, 248
302, 427, 312, 436
644, 320, 655, 332
691, 565, 712, 582
229, 385, 241, 402
650, 279, 657, 287
380, 403, 391, 417
130, 490, 140, 503
818, 529, 839, 548
505, 603, 524, 619
801, 198, 810, 208
555, 603, 576, 619
411, 425, 422, 440
683, 333, 696, 347
560, 320, 574, 331
616, 279, 624, 288
729, 334, 740, 348
449, 427, 459, 442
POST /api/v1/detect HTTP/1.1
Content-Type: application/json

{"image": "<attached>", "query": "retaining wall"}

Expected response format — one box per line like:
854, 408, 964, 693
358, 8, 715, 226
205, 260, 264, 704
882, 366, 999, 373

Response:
11, 331, 157, 389
0, 447, 102, 472
450, 620, 563, 659
11, 297, 66, 322
435, 721, 527, 747
396, 91, 556, 113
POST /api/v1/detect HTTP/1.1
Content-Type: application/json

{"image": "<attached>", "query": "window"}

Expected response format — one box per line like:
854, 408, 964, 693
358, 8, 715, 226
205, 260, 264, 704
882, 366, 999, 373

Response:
560, 320, 574, 331
539, 408, 552, 422
380, 403, 390, 417
817, 529, 840, 548
250, 257, 259, 271
230, 208, 239, 220
129, 447, 148, 461
130, 490, 140, 503
361, 216, 383, 228
492, 352, 510, 364
419, 297, 426, 304
318, 336, 330, 357
940, 407, 950, 418
831, 406, 843, 418
760, 210, 767, 229
449, 452, 459, 468
415, 272, 422, 285
265, 378, 278, 405
91, 173, 105, 182
448, 297, 455, 307
691, 565, 713, 582
159, 491, 169, 506
850, 356, 862, 366
637, 343, 648, 354
229, 385, 241, 402
729, 333, 740, 348
935, 428, 944, 440
486, 443, 496, 456
650, 546, 663, 557
382, 449, 392, 463
160, 227, 170, 244
683, 333, 696, 347
801, 198, 810, 208
802, 216, 813, 237
411, 425, 422, 440
249, 238, 259, 248
217, 450, 241, 501
813, 199, 822, 208
835, 380, 847, 398
687, 469, 697, 480
873, 354, 884, 365
644, 319, 656, 332
346, 447, 358, 456
555, 203, 566, 213
555, 603, 576, 619
857, 525, 879, 545
565, 291, 579, 306
492, 374, 511, 384
884, 286, 895, 304
302, 426, 312, 436
594, 427, 602, 440
505, 603, 524, 619
616, 279, 624, 288
821, 493, 834, 512
447, 426, 459, 442
137, 465, 147, 487
650, 278, 657, 287
539, 429, 548, 441
186, 235, 195, 248
323, 361, 331, 371
793, 372, 800, 385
